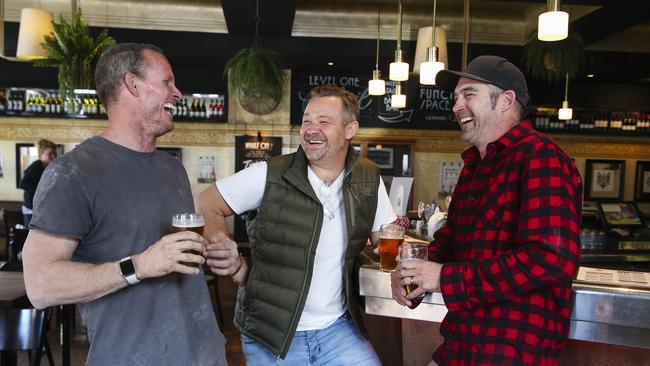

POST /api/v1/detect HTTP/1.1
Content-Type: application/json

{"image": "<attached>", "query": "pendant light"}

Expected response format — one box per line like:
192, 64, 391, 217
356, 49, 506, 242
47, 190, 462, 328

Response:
419, 0, 445, 85
16, 8, 54, 60
389, 0, 409, 81
538, 0, 569, 41
391, 83, 406, 108
558, 72, 573, 120
0, 0, 54, 61
368, 8, 385, 96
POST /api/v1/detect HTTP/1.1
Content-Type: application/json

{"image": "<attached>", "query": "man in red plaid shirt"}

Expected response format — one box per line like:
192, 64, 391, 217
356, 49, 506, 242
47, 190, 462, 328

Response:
392, 55, 583, 365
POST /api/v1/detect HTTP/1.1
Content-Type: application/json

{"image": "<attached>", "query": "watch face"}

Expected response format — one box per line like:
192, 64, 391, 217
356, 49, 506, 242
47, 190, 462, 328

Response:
120, 258, 136, 276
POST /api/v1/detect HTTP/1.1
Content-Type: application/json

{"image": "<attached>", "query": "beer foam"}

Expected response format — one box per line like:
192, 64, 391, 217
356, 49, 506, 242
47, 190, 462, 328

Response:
173, 222, 203, 228
380, 234, 404, 240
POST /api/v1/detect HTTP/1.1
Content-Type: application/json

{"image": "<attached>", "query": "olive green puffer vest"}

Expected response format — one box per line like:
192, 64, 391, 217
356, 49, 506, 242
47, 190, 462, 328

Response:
234, 146, 380, 359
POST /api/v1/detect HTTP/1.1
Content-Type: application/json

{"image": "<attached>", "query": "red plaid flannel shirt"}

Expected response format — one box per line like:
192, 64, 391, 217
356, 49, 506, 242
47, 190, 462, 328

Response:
431, 121, 583, 365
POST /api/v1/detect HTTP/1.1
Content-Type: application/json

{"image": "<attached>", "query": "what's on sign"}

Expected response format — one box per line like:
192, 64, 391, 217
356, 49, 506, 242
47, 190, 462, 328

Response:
235, 135, 283, 171
291, 71, 457, 130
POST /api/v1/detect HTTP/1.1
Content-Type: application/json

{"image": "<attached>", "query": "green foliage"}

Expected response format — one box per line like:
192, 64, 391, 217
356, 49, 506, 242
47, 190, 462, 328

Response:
223, 47, 286, 105
522, 32, 584, 84
33, 11, 116, 99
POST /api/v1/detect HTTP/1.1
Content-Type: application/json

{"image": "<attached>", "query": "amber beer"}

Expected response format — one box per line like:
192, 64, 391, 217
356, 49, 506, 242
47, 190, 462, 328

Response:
171, 224, 205, 235
402, 259, 426, 309
172, 213, 205, 268
399, 243, 428, 309
379, 224, 405, 272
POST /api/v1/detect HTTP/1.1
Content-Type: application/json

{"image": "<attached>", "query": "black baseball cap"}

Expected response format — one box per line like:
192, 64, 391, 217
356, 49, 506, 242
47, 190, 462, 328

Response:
435, 55, 529, 107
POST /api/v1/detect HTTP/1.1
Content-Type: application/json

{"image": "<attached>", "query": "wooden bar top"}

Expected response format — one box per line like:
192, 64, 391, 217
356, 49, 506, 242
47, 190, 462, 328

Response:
0, 271, 26, 307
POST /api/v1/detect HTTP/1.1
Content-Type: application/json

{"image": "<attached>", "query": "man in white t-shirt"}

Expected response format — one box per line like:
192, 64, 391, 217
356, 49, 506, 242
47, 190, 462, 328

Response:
198, 85, 396, 365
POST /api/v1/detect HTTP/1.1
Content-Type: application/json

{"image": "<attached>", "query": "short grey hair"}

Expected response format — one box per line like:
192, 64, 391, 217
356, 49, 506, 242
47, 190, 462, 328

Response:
94, 43, 164, 109
487, 84, 524, 120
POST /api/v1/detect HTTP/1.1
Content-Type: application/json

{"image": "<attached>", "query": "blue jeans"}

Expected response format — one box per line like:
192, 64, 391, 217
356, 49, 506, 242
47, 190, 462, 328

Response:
241, 313, 381, 366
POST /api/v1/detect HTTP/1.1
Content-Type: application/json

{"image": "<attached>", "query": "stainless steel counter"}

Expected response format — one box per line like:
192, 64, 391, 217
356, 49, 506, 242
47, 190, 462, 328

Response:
359, 263, 650, 349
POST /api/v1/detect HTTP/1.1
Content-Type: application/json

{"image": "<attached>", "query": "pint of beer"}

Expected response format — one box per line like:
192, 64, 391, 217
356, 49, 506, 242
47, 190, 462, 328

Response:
399, 243, 428, 309
172, 213, 205, 267
378, 223, 404, 272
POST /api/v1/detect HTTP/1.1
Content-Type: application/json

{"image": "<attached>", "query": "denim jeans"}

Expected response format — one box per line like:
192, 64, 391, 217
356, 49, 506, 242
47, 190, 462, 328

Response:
241, 313, 381, 366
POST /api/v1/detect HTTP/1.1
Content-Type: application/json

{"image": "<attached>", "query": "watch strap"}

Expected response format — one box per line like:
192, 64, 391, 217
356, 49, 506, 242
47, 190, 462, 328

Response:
119, 256, 140, 285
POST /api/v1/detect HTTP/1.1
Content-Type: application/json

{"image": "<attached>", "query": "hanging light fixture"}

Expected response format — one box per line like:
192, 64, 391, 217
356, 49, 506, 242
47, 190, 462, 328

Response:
0, 0, 54, 61
414, 25, 447, 74
558, 72, 573, 120
389, 0, 409, 81
418, 0, 445, 85
538, 0, 568, 42
16, 8, 54, 60
391, 83, 406, 108
368, 8, 385, 96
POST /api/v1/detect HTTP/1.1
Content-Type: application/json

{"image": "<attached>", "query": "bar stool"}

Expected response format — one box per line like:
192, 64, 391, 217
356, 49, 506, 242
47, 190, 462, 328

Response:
0, 308, 54, 366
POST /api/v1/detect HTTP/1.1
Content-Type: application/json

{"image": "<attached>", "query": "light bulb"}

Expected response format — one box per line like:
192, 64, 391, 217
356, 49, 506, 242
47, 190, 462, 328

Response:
558, 100, 572, 120
391, 93, 406, 108
538, 11, 569, 41
389, 61, 409, 81
368, 79, 386, 96
419, 61, 445, 85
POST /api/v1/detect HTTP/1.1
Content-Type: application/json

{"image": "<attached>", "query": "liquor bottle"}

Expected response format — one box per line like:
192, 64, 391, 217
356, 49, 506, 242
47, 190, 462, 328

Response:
0, 89, 6, 112
208, 99, 216, 119
189, 98, 195, 118
199, 99, 206, 119
217, 96, 224, 117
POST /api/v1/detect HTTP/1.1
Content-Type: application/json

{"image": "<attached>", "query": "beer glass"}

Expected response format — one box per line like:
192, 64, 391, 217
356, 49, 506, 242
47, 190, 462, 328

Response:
399, 242, 428, 309
172, 213, 205, 267
379, 223, 404, 272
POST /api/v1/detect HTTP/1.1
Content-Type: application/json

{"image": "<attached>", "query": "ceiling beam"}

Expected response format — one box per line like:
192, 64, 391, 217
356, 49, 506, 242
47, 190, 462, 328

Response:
221, 0, 296, 36
571, 2, 650, 46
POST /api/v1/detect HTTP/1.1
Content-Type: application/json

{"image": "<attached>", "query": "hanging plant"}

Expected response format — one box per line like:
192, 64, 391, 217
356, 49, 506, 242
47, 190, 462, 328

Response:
224, 47, 286, 115
33, 11, 116, 103
522, 32, 584, 84
223, 0, 286, 115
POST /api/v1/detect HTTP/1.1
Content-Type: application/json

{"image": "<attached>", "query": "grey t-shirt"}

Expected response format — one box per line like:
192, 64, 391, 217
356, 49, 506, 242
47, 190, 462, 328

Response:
31, 136, 226, 366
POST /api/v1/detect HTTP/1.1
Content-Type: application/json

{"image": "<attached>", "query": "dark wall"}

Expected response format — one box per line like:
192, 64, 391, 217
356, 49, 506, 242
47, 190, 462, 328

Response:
2, 22, 648, 111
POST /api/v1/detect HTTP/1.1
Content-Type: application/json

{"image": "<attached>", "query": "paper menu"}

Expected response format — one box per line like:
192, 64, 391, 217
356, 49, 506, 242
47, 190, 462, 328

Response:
576, 266, 650, 289
388, 177, 414, 216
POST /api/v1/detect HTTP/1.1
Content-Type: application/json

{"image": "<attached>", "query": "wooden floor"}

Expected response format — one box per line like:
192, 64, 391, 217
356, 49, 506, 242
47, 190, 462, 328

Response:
16, 274, 245, 366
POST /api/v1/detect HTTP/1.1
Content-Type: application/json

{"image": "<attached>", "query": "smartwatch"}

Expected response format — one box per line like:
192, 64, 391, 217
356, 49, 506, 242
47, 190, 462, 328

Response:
119, 256, 140, 285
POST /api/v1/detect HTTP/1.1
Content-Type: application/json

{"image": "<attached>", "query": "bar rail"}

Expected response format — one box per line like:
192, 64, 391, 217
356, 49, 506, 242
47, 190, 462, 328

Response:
359, 263, 650, 349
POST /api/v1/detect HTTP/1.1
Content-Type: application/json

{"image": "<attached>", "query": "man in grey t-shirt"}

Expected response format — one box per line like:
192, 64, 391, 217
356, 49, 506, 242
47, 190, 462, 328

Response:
22, 43, 227, 366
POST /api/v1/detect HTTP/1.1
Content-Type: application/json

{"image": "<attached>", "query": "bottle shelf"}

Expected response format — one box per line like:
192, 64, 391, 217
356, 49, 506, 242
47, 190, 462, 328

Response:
531, 107, 650, 138
0, 87, 228, 124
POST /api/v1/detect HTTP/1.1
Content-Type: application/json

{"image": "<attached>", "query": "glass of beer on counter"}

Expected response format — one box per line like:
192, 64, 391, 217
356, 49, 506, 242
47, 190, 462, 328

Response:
379, 223, 405, 272
399, 242, 428, 309
172, 213, 205, 267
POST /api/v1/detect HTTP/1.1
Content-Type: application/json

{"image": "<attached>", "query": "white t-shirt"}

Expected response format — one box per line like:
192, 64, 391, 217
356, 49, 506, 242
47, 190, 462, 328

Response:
217, 161, 396, 331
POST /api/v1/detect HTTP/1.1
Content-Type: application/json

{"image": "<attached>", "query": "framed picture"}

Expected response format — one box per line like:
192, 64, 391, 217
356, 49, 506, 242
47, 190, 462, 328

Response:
584, 159, 625, 201
634, 161, 650, 201
15, 143, 65, 188
366, 146, 394, 169
157, 147, 182, 161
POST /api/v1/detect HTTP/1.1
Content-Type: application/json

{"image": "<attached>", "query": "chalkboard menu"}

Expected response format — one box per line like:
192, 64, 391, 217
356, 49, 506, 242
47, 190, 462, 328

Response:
291, 71, 458, 129
233, 135, 283, 242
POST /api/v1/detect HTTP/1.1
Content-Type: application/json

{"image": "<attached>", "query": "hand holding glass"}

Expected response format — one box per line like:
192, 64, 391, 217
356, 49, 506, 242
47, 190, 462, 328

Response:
171, 213, 205, 268
379, 223, 405, 272
399, 242, 428, 309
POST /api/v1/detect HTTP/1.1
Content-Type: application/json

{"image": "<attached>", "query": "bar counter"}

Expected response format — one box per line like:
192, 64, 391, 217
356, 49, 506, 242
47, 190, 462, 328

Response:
359, 252, 650, 365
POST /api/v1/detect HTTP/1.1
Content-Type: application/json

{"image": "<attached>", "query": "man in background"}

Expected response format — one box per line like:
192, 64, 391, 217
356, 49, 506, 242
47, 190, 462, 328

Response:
19, 138, 57, 226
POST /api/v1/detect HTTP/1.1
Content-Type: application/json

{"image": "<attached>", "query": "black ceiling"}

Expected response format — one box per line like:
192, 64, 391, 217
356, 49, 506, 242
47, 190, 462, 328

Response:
1, 0, 649, 110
